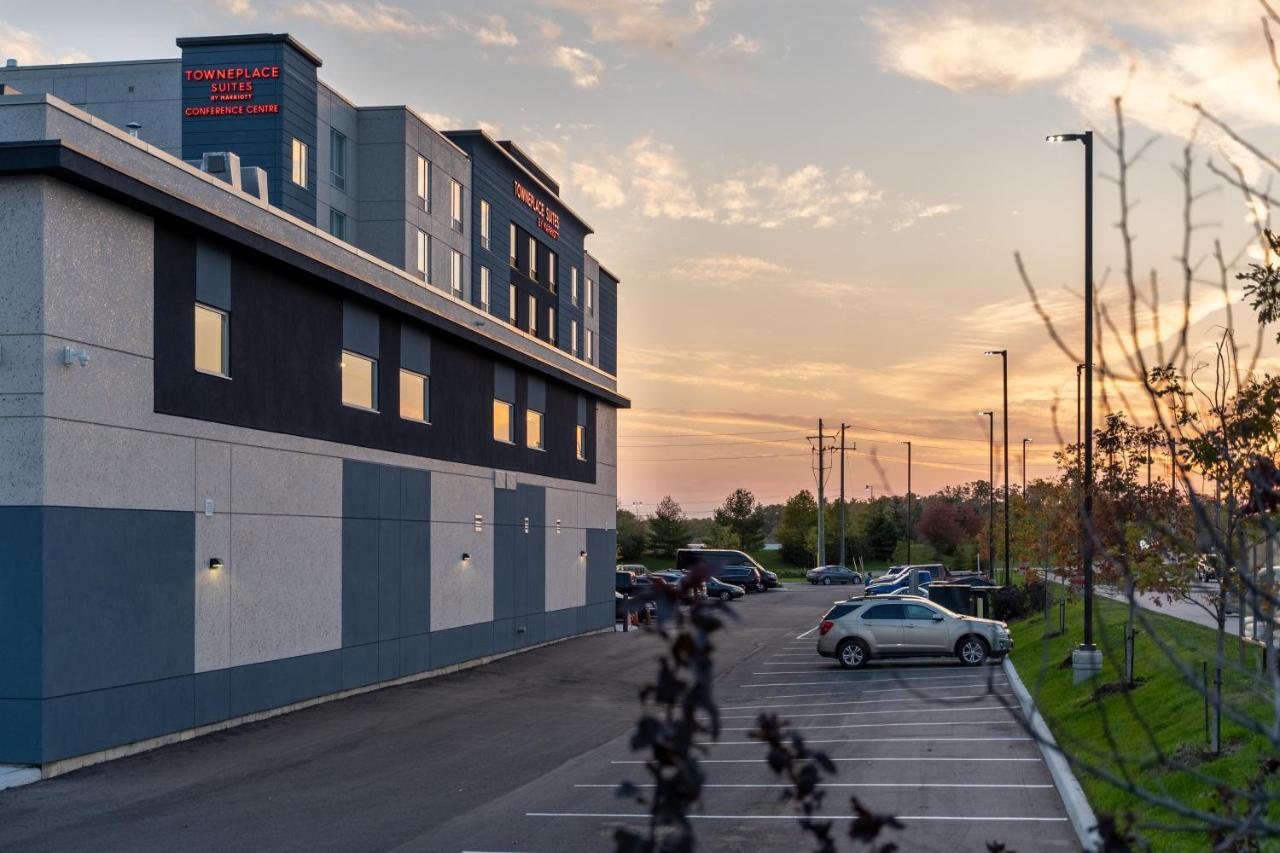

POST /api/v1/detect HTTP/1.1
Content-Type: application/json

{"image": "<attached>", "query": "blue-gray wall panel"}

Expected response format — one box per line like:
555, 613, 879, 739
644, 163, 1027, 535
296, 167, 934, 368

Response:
341, 643, 379, 690
0, 700, 41, 764
378, 464, 401, 519
430, 623, 494, 669
518, 484, 546, 616
585, 528, 616, 605
399, 520, 431, 635
342, 517, 379, 647
343, 459, 380, 519
378, 519, 401, 640
228, 650, 341, 718
193, 669, 230, 728
402, 468, 430, 521
545, 607, 577, 641
41, 676, 193, 763
378, 639, 401, 680
399, 633, 431, 674
42, 508, 194, 698
0, 507, 42, 698
493, 487, 518, 620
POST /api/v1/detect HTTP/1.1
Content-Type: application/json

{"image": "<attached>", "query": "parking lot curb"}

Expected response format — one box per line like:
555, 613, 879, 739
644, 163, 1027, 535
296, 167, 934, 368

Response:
1002, 656, 1101, 852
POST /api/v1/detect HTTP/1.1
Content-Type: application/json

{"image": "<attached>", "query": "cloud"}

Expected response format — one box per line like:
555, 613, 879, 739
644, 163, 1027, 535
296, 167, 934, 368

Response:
477, 120, 502, 137
548, 45, 606, 87
417, 111, 460, 130
0, 21, 90, 65
701, 33, 761, 58
868, 5, 1087, 92
448, 13, 519, 47
536, 17, 564, 40
570, 161, 627, 209
546, 0, 714, 47
286, 1, 438, 35
217, 0, 257, 18
675, 254, 789, 283
626, 135, 713, 219
891, 201, 961, 231
706, 164, 881, 228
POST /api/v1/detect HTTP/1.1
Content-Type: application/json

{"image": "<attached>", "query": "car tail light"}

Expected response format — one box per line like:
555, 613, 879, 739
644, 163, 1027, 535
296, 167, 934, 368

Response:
818, 620, 834, 636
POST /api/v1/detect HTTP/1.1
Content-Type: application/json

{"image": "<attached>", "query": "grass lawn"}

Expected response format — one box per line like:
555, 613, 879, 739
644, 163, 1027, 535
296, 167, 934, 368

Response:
1009, 590, 1279, 850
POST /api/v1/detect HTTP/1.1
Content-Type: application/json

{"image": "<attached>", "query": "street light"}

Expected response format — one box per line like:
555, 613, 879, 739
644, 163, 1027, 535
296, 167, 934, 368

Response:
1048, 129, 1099, 675
903, 441, 913, 564
985, 349, 1010, 586
1022, 437, 1033, 493
864, 484, 874, 500
979, 410, 995, 579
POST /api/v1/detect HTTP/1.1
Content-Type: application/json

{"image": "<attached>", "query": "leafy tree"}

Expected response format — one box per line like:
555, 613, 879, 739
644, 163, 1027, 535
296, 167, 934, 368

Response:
704, 522, 738, 549
712, 488, 767, 551
863, 506, 899, 561
616, 507, 648, 561
647, 496, 690, 558
776, 490, 818, 566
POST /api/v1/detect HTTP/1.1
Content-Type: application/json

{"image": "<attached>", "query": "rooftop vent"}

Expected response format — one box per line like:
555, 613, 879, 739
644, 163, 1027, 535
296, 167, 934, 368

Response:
126, 122, 142, 139
200, 152, 243, 192
4, 59, 16, 69
239, 166, 269, 207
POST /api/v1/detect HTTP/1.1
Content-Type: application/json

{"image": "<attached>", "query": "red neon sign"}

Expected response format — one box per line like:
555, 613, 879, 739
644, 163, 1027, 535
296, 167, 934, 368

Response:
513, 179, 560, 240
183, 65, 281, 116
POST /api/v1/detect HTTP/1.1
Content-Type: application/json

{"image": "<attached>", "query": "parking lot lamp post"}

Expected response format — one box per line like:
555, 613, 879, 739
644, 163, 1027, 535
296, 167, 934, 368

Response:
1048, 129, 1100, 675
1022, 438, 1032, 493
979, 410, 995, 579
986, 349, 1010, 585
903, 441, 912, 565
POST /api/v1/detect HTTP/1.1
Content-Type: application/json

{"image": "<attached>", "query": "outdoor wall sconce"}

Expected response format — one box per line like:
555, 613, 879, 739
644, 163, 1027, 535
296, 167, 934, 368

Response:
474, 513, 483, 533
579, 550, 587, 558
208, 558, 224, 571
523, 517, 530, 534
461, 552, 471, 562
555, 519, 562, 534
62, 346, 90, 367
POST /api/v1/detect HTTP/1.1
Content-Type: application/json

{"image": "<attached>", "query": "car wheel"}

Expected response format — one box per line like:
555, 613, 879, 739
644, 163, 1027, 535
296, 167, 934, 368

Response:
957, 636, 990, 666
837, 638, 869, 669
822, 577, 832, 586
718, 590, 729, 601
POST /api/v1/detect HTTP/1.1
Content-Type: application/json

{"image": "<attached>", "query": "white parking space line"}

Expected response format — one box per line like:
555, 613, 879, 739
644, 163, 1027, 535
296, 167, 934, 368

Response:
700, 736, 1034, 745
750, 670, 1003, 678
793, 626, 819, 639
575, 782, 1053, 790
721, 686, 1008, 706
721, 705, 1014, 720
722, 719, 1019, 732
723, 687, 1010, 703
527, 813, 1068, 823
742, 675, 1001, 687
610, 757, 1042, 764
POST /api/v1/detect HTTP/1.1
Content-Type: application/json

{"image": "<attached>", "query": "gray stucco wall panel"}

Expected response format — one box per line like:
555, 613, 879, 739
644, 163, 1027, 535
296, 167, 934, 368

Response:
0, 177, 45, 335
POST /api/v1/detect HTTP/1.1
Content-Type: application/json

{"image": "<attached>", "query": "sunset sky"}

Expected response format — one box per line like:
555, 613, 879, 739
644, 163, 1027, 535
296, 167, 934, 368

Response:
5, 0, 1278, 515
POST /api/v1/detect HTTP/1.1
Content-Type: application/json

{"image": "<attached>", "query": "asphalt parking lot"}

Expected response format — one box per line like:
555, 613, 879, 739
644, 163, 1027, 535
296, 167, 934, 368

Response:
0, 583, 1075, 853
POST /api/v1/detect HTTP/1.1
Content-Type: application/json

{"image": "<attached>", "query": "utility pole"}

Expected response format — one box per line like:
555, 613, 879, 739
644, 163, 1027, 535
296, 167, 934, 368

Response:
903, 441, 913, 564
808, 420, 835, 567
839, 424, 849, 568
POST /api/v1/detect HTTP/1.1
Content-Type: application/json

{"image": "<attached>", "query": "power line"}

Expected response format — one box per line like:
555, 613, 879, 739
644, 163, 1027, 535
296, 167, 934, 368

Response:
617, 427, 807, 439
617, 435, 809, 449
617, 451, 813, 463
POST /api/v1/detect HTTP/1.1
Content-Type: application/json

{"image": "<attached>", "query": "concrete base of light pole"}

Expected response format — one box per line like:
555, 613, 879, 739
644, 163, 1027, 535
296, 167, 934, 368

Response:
1071, 646, 1103, 685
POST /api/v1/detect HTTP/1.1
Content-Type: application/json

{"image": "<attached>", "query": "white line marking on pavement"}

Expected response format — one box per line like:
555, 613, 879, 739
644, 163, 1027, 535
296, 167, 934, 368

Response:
721, 705, 1015, 720
526, 813, 1068, 823
610, 757, 1042, 764
700, 736, 1034, 745
721, 686, 1008, 706
794, 626, 819, 639
575, 782, 1053, 790
722, 719, 1018, 732
742, 674, 1002, 687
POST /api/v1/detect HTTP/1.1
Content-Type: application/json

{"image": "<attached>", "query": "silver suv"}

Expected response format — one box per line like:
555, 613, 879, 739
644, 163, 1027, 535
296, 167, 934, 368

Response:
815, 595, 1012, 668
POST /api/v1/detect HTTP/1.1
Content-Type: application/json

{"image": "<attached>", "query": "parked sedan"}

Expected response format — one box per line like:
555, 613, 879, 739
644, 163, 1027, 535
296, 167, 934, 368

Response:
816, 594, 1012, 668
806, 565, 863, 585
711, 565, 766, 593
706, 576, 746, 600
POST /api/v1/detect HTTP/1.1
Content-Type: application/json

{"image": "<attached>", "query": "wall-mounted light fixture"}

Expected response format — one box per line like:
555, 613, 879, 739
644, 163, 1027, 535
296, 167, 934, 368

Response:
474, 513, 484, 533
208, 558, 224, 571
579, 550, 587, 558
62, 346, 90, 368
461, 552, 471, 562
523, 517, 530, 534
555, 519, 562, 534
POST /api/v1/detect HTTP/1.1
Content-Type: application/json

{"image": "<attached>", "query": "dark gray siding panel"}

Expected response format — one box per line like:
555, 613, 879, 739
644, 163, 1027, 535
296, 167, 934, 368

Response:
41, 508, 194, 698
402, 468, 430, 520
378, 639, 401, 680
585, 528, 616, 606
0, 700, 41, 765
41, 676, 194, 763
343, 459, 380, 519
378, 519, 401, 640
0, 507, 42, 698
430, 623, 494, 669
399, 633, 431, 673
492, 487, 518, 620
545, 607, 577, 641
599, 271, 618, 375
399, 520, 431, 636
193, 669, 230, 727
228, 650, 341, 718
341, 643, 379, 690
518, 484, 546, 616
341, 517, 379, 647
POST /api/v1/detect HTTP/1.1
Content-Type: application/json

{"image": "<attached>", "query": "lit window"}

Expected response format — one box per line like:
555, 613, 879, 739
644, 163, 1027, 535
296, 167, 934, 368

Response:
399, 368, 429, 423
586, 277, 594, 314
194, 303, 228, 377
291, 138, 308, 188
586, 329, 595, 363
508, 284, 517, 323
480, 199, 491, 250
451, 179, 463, 231
548, 252, 557, 291
528, 237, 537, 278
416, 230, 430, 281
571, 319, 579, 356
528, 294, 538, 335
509, 223, 517, 266
480, 266, 490, 311
493, 398, 514, 443
576, 424, 587, 460
341, 350, 377, 411
548, 307, 556, 344
329, 129, 346, 190
571, 267, 579, 306
450, 249, 463, 296
416, 155, 430, 210
329, 208, 347, 241
526, 409, 544, 450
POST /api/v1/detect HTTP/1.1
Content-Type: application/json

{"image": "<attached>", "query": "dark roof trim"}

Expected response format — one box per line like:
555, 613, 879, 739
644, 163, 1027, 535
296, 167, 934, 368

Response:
0, 140, 628, 408
176, 33, 323, 67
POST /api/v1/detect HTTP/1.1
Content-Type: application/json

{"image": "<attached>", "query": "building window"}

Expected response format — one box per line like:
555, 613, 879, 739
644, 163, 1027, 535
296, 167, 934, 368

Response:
194, 303, 228, 377
548, 307, 556, 344
548, 252, 557, 291
399, 368, 429, 423
526, 409, 544, 450
508, 284, 518, 323
451, 179, 463, 231
480, 266, 490, 312
528, 237, 537, 278
291, 138, 308, 188
571, 319, 579, 356
329, 129, 347, 190
576, 424, 587, 461
416, 155, 430, 211
416, 229, 430, 281
528, 294, 537, 335
508, 223, 517, 267
493, 398, 514, 443
586, 329, 595, 363
586, 277, 594, 315
341, 350, 377, 411
450, 249, 463, 296
480, 199, 491, 250
329, 208, 347, 241
571, 267, 579, 306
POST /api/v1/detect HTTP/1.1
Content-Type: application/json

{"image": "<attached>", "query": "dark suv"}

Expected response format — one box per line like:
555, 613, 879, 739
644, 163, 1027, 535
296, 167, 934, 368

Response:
675, 548, 766, 593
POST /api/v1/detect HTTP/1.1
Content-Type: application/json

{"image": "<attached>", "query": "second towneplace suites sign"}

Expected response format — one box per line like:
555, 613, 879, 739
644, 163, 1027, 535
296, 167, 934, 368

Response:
513, 179, 561, 240
182, 65, 282, 117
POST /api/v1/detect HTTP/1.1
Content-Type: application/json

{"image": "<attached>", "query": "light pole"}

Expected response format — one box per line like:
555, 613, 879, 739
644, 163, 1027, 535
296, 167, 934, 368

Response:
865, 484, 874, 501
986, 349, 1010, 585
1048, 129, 1099, 676
1022, 438, 1032, 493
979, 410, 995, 579
903, 441, 912, 565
